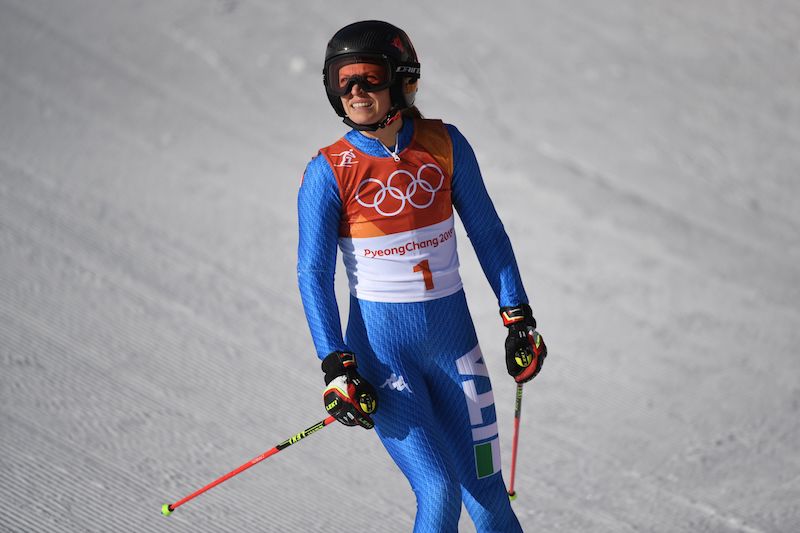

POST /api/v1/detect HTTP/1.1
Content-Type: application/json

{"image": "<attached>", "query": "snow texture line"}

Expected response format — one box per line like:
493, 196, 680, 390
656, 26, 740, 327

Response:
2, 0, 272, 152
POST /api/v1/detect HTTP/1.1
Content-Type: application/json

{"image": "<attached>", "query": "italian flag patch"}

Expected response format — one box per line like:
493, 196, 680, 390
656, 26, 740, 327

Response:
474, 437, 501, 478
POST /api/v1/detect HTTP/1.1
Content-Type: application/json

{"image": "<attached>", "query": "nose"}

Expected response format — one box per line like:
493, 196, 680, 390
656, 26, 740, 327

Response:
346, 80, 366, 96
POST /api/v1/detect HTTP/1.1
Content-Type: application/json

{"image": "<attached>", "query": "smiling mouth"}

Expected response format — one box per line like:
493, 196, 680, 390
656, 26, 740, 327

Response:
351, 101, 373, 109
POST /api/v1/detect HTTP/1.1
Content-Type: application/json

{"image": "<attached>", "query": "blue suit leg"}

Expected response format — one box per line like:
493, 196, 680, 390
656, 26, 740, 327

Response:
345, 297, 463, 532
422, 293, 523, 533
428, 347, 522, 533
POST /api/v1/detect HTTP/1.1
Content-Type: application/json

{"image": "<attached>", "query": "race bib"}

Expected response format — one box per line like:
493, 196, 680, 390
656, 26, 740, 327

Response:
321, 119, 463, 303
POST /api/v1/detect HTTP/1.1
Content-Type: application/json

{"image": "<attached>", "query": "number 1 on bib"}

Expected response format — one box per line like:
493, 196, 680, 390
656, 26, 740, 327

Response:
413, 260, 435, 290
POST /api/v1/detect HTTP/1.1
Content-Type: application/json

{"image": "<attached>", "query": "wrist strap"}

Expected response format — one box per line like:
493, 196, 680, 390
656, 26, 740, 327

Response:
500, 304, 536, 328
322, 351, 357, 385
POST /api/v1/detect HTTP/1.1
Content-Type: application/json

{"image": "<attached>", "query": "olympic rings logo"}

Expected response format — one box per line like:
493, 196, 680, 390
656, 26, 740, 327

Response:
355, 163, 445, 217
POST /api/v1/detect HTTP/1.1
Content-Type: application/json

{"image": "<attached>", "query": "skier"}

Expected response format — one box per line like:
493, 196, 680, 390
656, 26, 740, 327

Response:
298, 20, 547, 532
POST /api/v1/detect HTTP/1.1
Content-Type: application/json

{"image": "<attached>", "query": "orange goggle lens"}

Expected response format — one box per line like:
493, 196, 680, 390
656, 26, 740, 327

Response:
325, 56, 393, 96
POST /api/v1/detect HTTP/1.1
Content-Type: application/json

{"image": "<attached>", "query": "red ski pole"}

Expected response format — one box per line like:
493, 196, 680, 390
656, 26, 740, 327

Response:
507, 383, 524, 500
162, 415, 336, 516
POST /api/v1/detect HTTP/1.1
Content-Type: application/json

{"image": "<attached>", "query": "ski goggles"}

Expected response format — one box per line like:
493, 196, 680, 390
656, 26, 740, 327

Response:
324, 55, 394, 96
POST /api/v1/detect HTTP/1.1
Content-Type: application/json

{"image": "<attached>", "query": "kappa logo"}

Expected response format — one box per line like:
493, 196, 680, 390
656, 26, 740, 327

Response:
381, 373, 413, 393
333, 149, 359, 168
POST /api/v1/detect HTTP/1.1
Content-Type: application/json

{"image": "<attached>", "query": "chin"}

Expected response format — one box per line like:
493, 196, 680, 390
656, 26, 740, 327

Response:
349, 113, 380, 125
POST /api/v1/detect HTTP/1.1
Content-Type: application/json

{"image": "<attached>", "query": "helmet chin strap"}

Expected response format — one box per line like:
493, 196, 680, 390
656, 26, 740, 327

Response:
343, 107, 402, 132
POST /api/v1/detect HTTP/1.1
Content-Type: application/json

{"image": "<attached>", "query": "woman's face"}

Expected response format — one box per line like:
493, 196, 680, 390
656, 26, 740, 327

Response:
338, 63, 393, 125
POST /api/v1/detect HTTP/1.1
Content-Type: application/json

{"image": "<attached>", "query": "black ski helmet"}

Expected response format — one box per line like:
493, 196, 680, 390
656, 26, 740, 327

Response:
323, 20, 421, 131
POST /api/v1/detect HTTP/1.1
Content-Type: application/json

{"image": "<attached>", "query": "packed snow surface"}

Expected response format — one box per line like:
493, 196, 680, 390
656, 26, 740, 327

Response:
1, 1, 799, 531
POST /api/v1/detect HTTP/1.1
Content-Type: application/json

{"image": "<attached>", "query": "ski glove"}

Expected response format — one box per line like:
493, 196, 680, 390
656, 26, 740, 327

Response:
321, 351, 378, 429
500, 304, 547, 383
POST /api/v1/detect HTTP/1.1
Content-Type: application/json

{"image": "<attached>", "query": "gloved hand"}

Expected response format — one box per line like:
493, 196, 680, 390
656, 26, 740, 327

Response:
321, 351, 378, 429
500, 304, 547, 383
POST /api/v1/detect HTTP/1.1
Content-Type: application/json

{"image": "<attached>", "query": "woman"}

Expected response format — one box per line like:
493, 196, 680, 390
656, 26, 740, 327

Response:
298, 20, 547, 532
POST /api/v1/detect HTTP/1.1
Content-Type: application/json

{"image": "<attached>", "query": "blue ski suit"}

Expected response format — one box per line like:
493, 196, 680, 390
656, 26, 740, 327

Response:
298, 118, 528, 532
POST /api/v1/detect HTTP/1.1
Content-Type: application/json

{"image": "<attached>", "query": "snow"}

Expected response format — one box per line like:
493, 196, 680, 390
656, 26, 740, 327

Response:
1, 0, 798, 531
